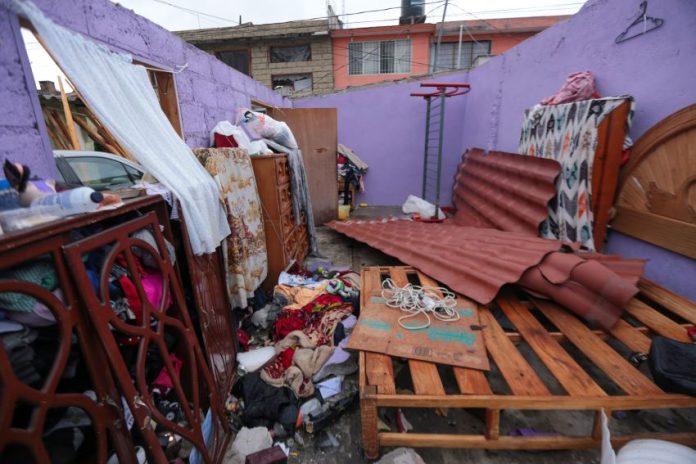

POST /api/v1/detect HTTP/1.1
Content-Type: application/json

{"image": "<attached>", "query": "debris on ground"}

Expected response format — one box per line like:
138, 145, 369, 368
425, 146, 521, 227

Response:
227, 427, 273, 464
227, 260, 361, 459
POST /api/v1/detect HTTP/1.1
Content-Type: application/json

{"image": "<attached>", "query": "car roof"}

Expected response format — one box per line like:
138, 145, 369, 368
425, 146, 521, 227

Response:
53, 150, 144, 172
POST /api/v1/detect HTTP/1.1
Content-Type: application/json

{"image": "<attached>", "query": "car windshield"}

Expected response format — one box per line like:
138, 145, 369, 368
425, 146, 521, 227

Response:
65, 156, 137, 190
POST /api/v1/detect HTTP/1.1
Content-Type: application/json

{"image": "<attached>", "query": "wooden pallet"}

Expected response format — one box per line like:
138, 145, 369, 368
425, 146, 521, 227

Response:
358, 266, 696, 459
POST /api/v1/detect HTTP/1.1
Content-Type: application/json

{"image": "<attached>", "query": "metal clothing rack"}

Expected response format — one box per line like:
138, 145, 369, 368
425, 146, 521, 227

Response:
411, 82, 470, 219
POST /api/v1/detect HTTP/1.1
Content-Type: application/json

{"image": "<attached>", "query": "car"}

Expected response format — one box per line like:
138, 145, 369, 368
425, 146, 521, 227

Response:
53, 150, 145, 192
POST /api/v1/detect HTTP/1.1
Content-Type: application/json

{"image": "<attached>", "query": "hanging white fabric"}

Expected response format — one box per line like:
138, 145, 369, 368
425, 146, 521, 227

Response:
10, 0, 230, 255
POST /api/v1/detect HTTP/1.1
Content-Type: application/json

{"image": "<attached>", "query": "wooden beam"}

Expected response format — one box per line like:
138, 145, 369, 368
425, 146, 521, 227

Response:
57, 75, 80, 150
44, 109, 72, 148
73, 115, 121, 156
378, 432, 696, 450
369, 393, 696, 410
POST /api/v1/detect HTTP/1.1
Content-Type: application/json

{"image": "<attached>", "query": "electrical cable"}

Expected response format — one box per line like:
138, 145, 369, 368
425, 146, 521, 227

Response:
381, 278, 459, 330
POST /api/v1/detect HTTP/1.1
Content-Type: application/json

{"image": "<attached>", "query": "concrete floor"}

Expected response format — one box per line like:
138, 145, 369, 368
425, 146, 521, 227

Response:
284, 207, 696, 463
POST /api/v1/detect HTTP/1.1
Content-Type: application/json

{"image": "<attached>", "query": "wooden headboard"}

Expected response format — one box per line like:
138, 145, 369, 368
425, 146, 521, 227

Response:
612, 104, 696, 258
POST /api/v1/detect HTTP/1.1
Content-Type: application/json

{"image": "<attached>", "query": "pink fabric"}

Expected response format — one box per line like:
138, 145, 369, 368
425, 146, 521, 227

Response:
541, 71, 598, 105
142, 270, 170, 311
152, 353, 183, 393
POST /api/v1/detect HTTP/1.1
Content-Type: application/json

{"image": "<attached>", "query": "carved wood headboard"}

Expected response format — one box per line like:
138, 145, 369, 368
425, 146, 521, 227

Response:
612, 104, 696, 259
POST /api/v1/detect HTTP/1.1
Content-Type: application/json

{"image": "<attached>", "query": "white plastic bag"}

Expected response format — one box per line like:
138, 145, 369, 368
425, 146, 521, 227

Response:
237, 109, 298, 149
600, 409, 696, 464
402, 194, 445, 220
210, 120, 271, 155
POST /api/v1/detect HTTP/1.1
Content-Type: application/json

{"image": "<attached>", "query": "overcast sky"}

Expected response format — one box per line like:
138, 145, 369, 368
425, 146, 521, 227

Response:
112, 0, 586, 31
24, 0, 585, 92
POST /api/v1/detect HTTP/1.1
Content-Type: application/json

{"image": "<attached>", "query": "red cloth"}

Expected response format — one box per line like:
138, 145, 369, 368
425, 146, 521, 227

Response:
237, 328, 250, 351
274, 310, 308, 340
213, 132, 239, 148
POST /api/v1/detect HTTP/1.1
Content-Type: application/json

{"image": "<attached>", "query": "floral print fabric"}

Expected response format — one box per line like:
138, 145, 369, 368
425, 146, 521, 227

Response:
193, 148, 267, 308
518, 97, 634, 250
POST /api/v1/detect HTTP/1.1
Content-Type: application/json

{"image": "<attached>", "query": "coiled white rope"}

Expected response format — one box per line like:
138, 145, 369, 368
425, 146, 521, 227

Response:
381, 278, 460, 330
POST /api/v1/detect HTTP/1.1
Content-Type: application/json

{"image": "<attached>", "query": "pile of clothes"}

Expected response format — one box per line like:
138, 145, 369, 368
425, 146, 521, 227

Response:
232, 262, 360, 441
337, 144, 368, 206
0, 227, 199, 463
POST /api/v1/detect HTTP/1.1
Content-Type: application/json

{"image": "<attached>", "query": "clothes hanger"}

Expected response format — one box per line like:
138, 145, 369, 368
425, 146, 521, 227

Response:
615, 1, 664, 44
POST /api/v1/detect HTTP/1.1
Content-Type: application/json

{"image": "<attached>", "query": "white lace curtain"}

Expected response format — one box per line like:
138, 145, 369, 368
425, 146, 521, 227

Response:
10, 0, 230, 254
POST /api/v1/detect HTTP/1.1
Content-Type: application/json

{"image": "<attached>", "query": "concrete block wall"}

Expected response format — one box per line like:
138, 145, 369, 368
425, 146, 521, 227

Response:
0, 0, 289, 178
250, 37, 334, 98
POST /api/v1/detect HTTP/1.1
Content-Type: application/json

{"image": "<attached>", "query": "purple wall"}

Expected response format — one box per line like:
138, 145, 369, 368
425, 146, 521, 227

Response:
297, 0, 696, 299
0, 0, 288, 178
456, 0, 696, 300
295, 74, 470, 206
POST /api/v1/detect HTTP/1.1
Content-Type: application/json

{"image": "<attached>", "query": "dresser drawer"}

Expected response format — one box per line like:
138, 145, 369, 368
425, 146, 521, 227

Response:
275, 157, 290, 185
283, 227, 298, 259
279, 182, 292, 214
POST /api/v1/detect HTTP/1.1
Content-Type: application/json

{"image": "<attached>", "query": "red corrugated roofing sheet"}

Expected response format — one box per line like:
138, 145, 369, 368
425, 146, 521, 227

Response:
327, 218, 642, 330
451, 148, 561, 235
519, 252, 642, 329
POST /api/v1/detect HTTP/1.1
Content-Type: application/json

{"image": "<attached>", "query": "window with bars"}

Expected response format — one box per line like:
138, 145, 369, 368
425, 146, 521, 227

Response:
431, 40, 491, 72
348, 39, 411, 75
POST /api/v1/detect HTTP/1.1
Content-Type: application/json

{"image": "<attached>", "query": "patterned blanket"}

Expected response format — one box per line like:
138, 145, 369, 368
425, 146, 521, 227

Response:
194, 148, 267, 308
518, 97, 633, 250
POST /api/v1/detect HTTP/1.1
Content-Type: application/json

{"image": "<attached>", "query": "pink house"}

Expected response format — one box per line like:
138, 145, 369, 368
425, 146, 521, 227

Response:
331, 23, 435, 90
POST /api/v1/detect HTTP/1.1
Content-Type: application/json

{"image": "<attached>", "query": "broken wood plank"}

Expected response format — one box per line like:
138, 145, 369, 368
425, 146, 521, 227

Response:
73, 115, 121, 156
499, 296, 605, 397
45, 109, 73, 148
535, 299, 663, 396
57, 76, 80, 150
365, 353, 396, 395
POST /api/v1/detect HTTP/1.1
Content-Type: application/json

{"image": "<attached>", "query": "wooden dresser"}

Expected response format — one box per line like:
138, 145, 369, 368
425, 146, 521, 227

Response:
251, 154, 309, 291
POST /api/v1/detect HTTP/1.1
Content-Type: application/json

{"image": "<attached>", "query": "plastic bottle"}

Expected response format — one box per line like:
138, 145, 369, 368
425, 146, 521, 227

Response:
30, 186, 104, 216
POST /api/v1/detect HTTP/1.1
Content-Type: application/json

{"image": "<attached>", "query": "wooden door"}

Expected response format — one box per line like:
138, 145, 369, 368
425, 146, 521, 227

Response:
269, 107, 338, 225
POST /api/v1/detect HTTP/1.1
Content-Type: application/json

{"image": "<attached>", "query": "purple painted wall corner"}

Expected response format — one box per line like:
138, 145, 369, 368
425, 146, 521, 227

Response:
297, 0, 696, 299
295, 73, 470, 206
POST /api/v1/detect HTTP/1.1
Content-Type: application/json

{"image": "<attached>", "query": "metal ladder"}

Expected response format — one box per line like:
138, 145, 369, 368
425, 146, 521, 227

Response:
411, 82, 470, 219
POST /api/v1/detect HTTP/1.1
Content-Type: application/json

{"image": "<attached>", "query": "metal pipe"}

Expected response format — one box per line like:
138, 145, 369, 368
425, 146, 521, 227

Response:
421, 96, 432, 199
434, 88, 446, 218
456, 25, 463, 69
433, 0, 449, 72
